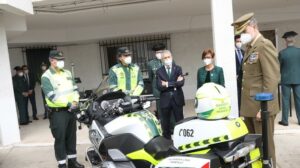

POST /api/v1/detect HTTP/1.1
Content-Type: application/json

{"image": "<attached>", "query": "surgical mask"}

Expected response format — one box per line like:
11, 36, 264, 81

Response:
41, 66, 47, 70
164, 59, 172, 66
203, 58, 213, 65
56, 60, 65, 69
236, 42, 242, 49
18, 72, 24, 77
156, 53, 162, 60
124, 56, 132, 65
240, 33, 253, 45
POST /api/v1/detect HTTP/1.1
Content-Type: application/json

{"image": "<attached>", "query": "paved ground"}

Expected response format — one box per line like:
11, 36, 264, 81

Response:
1, 100, 300, 168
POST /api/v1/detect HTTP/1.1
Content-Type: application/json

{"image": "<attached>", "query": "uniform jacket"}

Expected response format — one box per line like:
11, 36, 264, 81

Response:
147, 58, 163, 97
13, 75, 29, 97
279, 46, 300, 84
197, 66, 225, 89
156, 63, 185, 108
241, 35, 280, 117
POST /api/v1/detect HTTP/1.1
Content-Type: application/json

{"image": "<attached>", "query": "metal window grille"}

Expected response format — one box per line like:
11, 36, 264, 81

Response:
99, 34, 171, 77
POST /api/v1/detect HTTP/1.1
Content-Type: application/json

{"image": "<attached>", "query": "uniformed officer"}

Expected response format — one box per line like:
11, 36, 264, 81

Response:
278, 31, 300, 126
108, 47, 144, 96
147, 43, 165, 118
232, 13, 280, 167
41, 50, 84, 168
13, 66, 30, 125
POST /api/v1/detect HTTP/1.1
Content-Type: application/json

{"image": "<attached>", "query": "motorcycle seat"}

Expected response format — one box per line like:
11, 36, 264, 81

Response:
144, 136, 179, 160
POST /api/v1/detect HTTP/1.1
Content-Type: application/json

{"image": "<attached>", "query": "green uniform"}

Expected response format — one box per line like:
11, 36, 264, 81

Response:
108, 63, 144, 96
279, 46, 300, 124
13, 75, 29, 124
196, 66, 225, 89
241, 34, 280, 166
41, 67, 79, 164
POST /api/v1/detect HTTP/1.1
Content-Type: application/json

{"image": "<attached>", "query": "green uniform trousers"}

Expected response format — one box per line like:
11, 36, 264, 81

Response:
281, 84, 300, 124
50, 110, 77, 162
244, 115, 276, 168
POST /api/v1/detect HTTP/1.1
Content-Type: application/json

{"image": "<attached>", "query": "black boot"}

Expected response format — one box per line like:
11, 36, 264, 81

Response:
58, 164, 67, 168
68, 159, 85, 168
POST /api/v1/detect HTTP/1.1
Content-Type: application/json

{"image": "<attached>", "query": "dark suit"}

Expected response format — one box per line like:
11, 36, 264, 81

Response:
156, 63, 185, 138
24, 72, 38, 118
235, 48, 244, 112
13, 75, 30, 124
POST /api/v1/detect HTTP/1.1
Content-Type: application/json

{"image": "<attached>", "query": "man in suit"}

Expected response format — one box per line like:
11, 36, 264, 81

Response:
232, 13, 280, 167
22, 65, 39, 120
13, 66, 30, 125
278, 31, 300, 126
235, 35, 245, 112
156, 50, 185, 139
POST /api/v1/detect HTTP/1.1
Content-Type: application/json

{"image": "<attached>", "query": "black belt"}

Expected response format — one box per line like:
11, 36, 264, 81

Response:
49, 107, 69, 112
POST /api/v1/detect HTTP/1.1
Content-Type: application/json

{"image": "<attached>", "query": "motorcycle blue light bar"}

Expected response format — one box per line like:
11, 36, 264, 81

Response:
255, 93, 273, 101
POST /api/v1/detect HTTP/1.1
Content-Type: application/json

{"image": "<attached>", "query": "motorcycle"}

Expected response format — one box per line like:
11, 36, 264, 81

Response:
76, 78, 263, 168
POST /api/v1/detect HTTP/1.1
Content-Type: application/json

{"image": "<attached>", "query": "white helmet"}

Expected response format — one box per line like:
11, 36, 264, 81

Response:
195, 83, 231, 120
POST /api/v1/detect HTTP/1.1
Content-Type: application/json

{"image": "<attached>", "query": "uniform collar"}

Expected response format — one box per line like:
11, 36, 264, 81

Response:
49, 66, 64, 74
250, 33, 262, 47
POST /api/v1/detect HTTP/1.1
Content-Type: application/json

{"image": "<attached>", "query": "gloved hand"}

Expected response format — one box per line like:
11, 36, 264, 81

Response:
68, 101, 78, 112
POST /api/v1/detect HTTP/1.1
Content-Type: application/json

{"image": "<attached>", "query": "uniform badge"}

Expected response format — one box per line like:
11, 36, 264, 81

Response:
119, 72, 125, 78
248, 52, 259, 64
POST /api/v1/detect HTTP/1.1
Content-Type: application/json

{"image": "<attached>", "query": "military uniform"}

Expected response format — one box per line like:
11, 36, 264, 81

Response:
41, 50, 84, 168
109, 63, 144, 96
278, 31, 300, 125
232, 13, 280, 167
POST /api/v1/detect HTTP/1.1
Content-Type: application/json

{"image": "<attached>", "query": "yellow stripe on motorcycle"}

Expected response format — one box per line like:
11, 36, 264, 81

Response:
178, 135, 229, 151
187, 149, 211, 155
126, 149, 159, 165
250, 148, 262, 168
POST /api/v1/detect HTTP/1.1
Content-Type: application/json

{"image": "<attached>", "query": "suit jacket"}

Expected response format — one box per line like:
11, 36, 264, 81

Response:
24, 72, 36, 90
279, 46, 300, 84
241, 35, 280, 117
197, 66, 225, 89
156, 63, 185, 108
235, 48, 245, 76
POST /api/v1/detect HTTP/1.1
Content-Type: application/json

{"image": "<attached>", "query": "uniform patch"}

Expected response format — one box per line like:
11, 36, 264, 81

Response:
248, 52, 259, 64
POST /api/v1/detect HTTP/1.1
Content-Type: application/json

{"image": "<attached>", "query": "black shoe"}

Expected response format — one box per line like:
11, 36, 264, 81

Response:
68, 159, 85, 168
278, 121, 288, 126
43, 116, 48, 120
58, 164, 67, 168
33, 117, 39, 120
19, 122, 28, 125
28, 120, 32, 123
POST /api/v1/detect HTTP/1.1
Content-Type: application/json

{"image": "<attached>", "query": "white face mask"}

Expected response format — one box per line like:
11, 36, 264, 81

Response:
18, 72, 24, 77
56, 60, 65, 69
124, 56, 132, 65
41, 66, 47, 70
236, 42, 242, 49
240, 33, 253, 45
164, 59, 172, 66
156, 53, 162, 60
203, 58, 213, 65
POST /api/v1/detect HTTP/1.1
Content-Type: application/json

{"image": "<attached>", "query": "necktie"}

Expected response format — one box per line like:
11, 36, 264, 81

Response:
167, 66, 171, 78
25, 74, 29, 86
237, 49, 243, 64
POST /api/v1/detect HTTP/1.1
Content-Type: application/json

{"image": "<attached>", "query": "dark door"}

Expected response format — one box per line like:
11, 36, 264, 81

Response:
26, 48, 51, 81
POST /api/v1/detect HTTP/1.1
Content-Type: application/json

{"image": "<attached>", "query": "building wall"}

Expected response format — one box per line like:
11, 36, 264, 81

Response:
8, 19, 300, 116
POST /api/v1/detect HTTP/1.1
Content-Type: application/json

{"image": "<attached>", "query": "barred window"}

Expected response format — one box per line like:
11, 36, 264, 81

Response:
99, 34, 171, 78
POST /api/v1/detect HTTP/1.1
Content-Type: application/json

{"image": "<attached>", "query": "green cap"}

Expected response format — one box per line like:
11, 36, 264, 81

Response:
49, 50, 64, 60
231, 12, 254, 35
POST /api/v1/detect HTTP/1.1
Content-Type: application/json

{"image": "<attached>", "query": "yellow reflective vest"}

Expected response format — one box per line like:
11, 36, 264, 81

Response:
41, 67, 79, 108
108, 63, 144, 96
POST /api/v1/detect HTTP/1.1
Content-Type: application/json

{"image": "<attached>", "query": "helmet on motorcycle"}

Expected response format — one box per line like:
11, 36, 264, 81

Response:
194, 83, 231, 120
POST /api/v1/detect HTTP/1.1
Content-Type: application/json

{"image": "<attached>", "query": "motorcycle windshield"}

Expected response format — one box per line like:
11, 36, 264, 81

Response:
94, 76, 111, 97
